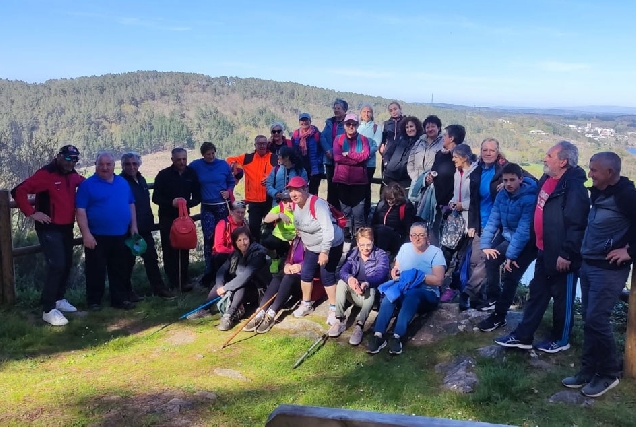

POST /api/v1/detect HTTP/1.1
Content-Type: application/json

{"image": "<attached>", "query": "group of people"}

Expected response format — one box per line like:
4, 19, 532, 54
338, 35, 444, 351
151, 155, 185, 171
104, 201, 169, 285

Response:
12, 98, 636, 399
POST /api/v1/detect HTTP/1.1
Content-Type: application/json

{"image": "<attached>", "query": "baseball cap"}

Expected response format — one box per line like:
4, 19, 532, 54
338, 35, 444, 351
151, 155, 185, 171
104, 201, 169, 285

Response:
344, 113, 359, 123
299, 113, 311, 121
280, 190, 292, 200
59, 145, 80, 158
286, 176, 308, 188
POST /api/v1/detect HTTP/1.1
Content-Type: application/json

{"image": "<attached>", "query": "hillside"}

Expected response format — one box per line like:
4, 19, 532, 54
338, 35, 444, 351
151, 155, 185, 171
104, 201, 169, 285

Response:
1, 71, 634, 188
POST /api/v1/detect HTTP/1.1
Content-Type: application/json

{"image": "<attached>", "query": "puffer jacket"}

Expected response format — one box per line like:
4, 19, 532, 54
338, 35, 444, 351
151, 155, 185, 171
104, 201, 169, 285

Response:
291, 125, 323, 176
381, 116, 405, 154
332, 133, 370, 185
371, 200, 416, 240
357, 121, 381, 168
339, 246, 390, 288
480, 177, 538, 260
215, 242, 272, 291
407, 134, 444, 182
265, 164, 308, 202
320, 117, 345, 165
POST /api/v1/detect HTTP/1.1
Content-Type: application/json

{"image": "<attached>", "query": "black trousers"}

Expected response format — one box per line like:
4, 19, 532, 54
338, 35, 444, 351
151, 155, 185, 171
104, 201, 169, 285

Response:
159, 219, 189, 289
124, 231, 166, 294
261, 234, 291, 259
248, 200, 271, 242
85, 234, 129, 306
364, 167, 376, 218
324, 164, 340, 208
308, 174, 321, 195
37, 226, 74, 312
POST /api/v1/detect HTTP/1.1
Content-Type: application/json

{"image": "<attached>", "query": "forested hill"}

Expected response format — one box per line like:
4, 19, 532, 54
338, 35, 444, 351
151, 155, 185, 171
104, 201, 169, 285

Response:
1, 71, 634, 187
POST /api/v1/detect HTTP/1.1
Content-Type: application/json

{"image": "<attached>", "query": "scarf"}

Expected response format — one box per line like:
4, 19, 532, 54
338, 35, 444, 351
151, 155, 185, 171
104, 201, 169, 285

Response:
298, 127, 314, 156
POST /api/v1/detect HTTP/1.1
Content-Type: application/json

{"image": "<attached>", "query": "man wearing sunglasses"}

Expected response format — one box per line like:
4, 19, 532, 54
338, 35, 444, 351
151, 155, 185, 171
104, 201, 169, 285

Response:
12, 145, 85, 326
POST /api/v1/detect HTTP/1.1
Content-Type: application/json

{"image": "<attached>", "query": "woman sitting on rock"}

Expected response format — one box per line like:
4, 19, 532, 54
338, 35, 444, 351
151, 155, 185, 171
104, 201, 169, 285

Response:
371, 182, 416, 255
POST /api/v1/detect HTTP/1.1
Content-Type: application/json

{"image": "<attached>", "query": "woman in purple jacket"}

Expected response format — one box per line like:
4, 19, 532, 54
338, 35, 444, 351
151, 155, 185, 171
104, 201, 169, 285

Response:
328, 227, 390, 345
333, 113, 371, 239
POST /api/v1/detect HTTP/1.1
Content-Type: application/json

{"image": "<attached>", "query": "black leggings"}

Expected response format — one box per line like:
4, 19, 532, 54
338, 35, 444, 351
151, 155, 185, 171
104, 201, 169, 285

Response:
261, 273, 301, 313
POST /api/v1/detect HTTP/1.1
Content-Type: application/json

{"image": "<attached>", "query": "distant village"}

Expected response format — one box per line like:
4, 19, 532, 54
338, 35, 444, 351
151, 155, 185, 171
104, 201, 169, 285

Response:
527, 122, 634, 144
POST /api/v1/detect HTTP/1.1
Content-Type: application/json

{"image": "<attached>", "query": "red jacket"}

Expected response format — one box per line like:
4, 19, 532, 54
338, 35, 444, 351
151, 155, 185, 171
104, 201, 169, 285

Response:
12, 160, 85, 227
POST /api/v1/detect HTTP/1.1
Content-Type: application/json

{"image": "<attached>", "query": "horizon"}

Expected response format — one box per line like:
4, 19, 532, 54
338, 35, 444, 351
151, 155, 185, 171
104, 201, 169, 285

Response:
1, 0, 635, 109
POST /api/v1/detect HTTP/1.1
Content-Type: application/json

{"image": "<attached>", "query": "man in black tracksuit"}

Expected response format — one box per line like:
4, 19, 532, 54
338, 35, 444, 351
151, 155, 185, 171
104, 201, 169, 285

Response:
152, 148, 201, 290
120, 153, 174, 299
495, 141, 589, 353
562, 151, 636, 398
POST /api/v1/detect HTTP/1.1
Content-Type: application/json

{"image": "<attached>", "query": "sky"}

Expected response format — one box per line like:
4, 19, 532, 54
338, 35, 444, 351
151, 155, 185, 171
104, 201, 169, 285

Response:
1, 0, 635, 108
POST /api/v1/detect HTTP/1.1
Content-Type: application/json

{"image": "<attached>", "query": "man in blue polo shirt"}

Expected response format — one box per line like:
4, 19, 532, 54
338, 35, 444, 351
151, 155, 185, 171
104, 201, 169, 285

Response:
76, 152, 138, 310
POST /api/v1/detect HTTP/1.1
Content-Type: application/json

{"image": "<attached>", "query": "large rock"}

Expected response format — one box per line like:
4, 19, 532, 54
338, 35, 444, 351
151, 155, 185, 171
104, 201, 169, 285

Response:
435, 357, 479, 393
548, 390, 595, 406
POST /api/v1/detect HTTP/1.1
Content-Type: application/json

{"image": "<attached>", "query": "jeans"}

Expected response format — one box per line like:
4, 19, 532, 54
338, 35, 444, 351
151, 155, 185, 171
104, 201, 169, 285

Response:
123, 231, 166, 294
579, 261, 629, 378
201, 204, 229, 273
159, 219, 190, 289
374, 287, 439, 337
335, 279, 376, 324
85, 234, 129, 306
37, 226, 74, 312
513, 251, 577, 345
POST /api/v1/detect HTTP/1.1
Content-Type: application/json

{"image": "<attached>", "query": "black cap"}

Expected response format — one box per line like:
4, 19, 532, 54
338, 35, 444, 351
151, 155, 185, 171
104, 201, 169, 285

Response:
59, 145, 80, 157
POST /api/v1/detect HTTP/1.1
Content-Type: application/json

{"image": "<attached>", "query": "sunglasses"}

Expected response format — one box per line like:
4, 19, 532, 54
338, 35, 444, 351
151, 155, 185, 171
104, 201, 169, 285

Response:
271, 129, 282, 134
64, 156, 79, 162
344, 122, 358, 127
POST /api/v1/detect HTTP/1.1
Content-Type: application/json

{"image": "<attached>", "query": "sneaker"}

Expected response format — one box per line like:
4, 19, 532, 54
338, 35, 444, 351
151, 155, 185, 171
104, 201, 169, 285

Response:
55, 299, 77, 312
349, 324, 364, 346
535, 340, 570, 354
562, 372, 594, 389
43, 309, 68, 326
479, 300, 496, 312
256, 312, 277, 333
186, 309, 212, 320
154, 288, 176, 300
293, 302, 314, 318
235, 304, 246, 320
217, 313, 235, 331
440, 288, 455, 303
243, 311, 265, 332
494, 333, 532, 349
328, 318, 346, 337
367, 335, 387, 354
326, 308, 337, 326
478, 313, 506, 332
388, 336, 403, 355
581, 375, 620, 397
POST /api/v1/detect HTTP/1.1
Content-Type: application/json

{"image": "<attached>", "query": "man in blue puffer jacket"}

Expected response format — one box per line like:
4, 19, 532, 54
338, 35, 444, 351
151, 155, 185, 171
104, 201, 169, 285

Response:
477, 162, 538, 332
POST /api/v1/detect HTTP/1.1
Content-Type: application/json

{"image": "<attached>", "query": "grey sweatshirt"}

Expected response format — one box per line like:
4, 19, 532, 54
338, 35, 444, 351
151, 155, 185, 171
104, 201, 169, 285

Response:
293, 196, 344, 254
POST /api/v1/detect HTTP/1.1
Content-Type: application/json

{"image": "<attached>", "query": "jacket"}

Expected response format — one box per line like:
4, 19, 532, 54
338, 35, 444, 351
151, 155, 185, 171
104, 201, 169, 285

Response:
407, 134, 444, 182
291, 125, 323, 176
152, 165, 201, 222
339, 246, 390, 288
430, 150, 456, 207
581, 176, 636, 268
378, 269, 426, 303
120, 172, 154, 233
332, 133, 370, 185
265, 164, 308, 202
381, 116, 405, 154
320, 117, 345, 165
372, 200, 416, 240
383, 135, 419, 188
213, 215, 249, 255
215, 242, 272, 292
481, 177, 538, 260
451, 161, 479, 231
226, 151, 278, 203
357, 121, 381, 168
536, 166, 589, 275
12, 160, 85, 230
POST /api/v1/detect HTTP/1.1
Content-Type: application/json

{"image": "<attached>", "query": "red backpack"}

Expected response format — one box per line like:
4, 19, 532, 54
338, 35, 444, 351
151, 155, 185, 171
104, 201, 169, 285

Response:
309, 195, 347, 228
170, 199, 197, 250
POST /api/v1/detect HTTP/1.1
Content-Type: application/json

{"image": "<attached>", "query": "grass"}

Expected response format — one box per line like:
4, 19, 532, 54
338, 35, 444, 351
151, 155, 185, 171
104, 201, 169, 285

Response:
1, 285, 636, 427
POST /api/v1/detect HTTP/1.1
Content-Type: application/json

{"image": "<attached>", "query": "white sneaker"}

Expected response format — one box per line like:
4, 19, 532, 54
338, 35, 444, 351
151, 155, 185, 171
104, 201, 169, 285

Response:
293, 302, 314, 318
326, 308, 337, 326
43, 309, 68, 326
55, 299, 77, 312
327, 319, 346, 337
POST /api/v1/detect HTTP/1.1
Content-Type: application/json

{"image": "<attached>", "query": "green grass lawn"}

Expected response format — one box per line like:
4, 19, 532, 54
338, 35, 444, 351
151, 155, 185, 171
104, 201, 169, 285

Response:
1, 289, 635, 427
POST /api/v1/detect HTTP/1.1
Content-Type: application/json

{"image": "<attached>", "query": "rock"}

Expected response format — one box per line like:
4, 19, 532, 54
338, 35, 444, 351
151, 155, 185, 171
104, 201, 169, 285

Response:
194, 391, 218, 403
436, 357, 478, 393
102, 395, 122, 402
166, 330, 196, 345
478, 345, 506, 358
548, 390, 595, 406
529, 358, 553, 370
213, 368, 250, 382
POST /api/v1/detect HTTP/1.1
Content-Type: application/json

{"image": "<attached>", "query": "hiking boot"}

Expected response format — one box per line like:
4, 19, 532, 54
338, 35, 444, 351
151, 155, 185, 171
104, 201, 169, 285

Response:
128, 292, 144, 303
154, 288, 176, 300
349, 324, 364, 346
562, 371, 593, 389
55, 299, 77, 312
458, 292, 470, 312
367, 335, 387, 354
327, 318, 346, 337
43, 309, 68, 326
581, 375, 620, 397
326, 308, 337, 326
217, 313, 235, 331
293, 302, 314, 318
535, 340, 570, 354
494, 333, 532, 349
186, 308, 212, 320
478, 313, 506, 332
388, 336, 403, 355
440, 288, 455, 303
243, 311, 265, 332
256, 312, 277, 333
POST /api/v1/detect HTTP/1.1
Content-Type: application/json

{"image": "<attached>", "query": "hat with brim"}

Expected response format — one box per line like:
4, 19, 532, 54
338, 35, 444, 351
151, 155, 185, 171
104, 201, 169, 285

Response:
286, 176, 308, 189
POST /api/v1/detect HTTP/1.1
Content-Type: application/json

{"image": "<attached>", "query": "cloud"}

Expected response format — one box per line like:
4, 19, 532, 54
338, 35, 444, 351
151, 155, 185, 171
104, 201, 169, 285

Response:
538, 61, 591, 72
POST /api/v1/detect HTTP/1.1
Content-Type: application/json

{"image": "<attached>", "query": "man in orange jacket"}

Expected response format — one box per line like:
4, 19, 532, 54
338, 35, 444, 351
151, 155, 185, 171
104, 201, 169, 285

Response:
226, 135, 278, 241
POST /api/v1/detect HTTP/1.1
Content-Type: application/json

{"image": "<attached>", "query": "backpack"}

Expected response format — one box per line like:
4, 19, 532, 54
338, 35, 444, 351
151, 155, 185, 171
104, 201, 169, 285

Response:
170, 199, 197, 250
440, 210, 465, 250
309, 195, 347, 228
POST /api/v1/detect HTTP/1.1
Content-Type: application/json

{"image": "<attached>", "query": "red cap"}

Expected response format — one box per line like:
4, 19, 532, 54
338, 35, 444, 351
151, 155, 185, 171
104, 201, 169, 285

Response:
286, 176, 308, 188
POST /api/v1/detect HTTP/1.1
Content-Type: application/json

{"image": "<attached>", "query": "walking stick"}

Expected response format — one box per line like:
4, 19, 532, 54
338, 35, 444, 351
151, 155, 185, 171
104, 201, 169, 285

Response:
293, 333, 328, 369
151, 296, 222, 335
178, 250, 182, 293
220, 292, 278, 349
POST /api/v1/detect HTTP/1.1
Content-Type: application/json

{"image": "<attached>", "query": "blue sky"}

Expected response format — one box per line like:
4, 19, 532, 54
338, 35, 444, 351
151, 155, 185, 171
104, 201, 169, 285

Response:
1, 0, 635, 107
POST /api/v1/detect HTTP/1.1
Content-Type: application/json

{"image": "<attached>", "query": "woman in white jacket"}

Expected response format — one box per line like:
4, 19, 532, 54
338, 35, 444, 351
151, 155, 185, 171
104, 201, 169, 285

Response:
449, 144, 479, 231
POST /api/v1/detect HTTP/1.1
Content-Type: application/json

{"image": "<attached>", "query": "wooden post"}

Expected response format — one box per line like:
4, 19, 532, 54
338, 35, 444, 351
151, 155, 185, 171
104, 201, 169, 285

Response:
624, 268, 636, 378
0, 190, 16, 305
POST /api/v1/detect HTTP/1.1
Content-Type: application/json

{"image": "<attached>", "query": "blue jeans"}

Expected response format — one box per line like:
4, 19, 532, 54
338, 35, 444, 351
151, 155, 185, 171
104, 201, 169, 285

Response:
579, 261, 629, 378
201, 204, 229, 273
374, 287, 439, 337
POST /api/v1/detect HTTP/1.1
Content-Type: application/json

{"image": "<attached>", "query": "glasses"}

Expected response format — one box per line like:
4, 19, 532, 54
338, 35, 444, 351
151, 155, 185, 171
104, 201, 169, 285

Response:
123, 162, 139, 166
344, 122, 358, 127
271, 129, 282, 134
358, 243, 373, 249
64, 156, 79, 162
410, 233, 426, 239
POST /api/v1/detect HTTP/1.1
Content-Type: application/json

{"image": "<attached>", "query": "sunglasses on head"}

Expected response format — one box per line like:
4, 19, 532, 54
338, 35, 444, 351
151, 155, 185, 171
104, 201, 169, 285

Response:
271, 129, 282, 134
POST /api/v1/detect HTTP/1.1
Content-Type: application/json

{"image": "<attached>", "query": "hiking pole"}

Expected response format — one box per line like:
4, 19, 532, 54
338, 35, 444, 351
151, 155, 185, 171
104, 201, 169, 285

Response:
178, 250, 182, 293
220, 293, 278, 349
293, 333, 328, 369
151, 296, 222, 335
